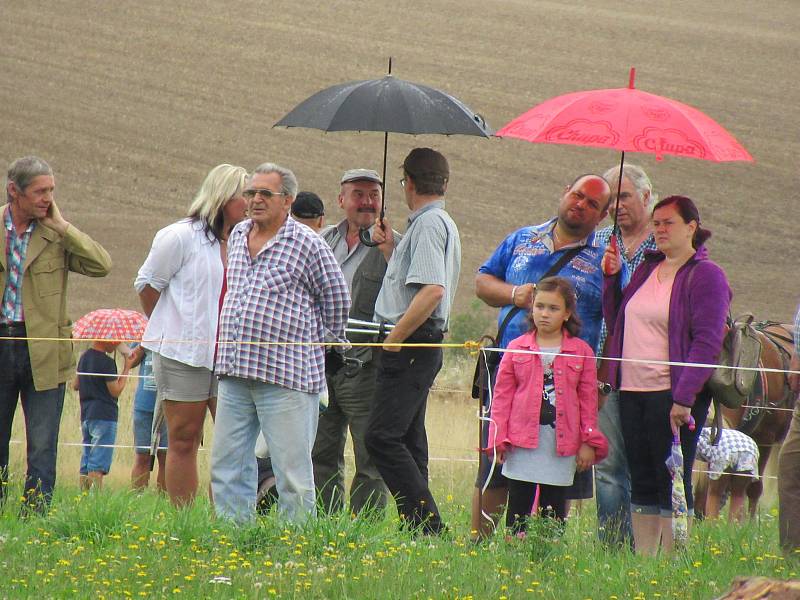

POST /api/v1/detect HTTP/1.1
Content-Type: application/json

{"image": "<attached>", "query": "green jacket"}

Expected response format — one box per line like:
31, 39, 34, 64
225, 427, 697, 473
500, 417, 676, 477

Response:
0, 205, 112, 391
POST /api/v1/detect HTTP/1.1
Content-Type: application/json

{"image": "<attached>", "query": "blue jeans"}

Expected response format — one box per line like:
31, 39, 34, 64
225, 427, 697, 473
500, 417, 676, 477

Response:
211, 377, 318, 524
594, 391, 632, 547
0, 329, 66, 508
132, 408, 168, 454
80, 419, 118, 474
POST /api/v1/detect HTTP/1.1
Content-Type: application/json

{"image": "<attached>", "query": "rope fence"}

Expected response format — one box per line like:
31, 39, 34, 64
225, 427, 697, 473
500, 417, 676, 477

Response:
4, 330, 797, 487
8, 440, 772, 480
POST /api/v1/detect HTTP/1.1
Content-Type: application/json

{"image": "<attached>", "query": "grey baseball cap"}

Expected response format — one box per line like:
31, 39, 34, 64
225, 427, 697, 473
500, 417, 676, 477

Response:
340, 168, 382, 185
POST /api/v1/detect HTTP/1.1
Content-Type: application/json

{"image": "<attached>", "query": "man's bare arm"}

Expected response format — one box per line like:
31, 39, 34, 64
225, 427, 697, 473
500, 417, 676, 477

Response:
383, 284, 445, 346
475, 273, 534, 309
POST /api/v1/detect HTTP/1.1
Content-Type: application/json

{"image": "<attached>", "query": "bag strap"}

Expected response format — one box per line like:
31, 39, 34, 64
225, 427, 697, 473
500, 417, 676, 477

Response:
497, 246, 584, 341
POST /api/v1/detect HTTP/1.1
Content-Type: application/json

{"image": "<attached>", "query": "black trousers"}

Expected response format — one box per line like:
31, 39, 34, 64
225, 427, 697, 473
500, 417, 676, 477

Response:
506, 479, 568, 534
619, 389, 710, 513
365, 346, 444, 532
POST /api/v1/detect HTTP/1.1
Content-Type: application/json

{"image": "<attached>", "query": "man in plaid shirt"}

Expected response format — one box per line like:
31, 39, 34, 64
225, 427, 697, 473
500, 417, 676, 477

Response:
211, 163, 350, 524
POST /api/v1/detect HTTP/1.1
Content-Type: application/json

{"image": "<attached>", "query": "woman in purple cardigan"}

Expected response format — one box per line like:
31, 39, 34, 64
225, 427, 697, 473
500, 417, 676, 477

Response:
602, 195, 731, 555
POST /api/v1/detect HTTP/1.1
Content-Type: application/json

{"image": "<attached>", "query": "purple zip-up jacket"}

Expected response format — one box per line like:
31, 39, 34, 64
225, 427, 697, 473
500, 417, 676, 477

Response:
602, 245, 731, 407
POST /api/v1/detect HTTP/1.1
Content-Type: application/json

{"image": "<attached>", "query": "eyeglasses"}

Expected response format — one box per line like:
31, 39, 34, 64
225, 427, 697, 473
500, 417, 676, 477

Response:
243, 188, 285, 200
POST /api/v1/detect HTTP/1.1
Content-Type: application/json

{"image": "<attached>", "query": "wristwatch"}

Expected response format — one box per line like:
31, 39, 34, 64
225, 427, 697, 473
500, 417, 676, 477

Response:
598, 382, 613, 395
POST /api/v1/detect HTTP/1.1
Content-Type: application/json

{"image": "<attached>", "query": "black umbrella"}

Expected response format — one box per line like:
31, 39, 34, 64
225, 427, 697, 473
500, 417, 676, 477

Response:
275, 59, 493, 245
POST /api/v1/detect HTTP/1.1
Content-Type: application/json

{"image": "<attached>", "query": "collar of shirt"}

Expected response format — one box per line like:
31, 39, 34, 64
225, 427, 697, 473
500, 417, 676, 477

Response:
407, 199, 445, 225
188, 218, 217, 246
237, 215, 297, 257
333, 219, 370, 260
3, 205, 36, 236
534, 217, 593, 253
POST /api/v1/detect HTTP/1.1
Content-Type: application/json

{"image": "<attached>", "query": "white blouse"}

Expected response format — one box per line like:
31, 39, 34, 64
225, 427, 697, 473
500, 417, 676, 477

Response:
134, 218, 223, 370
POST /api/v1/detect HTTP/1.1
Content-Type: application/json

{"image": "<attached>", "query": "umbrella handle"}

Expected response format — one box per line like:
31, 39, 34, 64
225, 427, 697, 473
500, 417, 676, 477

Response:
359, 226, 379, 247
672, 416, 697, 443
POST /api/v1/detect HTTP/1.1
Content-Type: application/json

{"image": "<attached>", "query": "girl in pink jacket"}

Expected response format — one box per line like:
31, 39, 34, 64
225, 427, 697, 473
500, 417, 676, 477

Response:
487, 277, 608, 535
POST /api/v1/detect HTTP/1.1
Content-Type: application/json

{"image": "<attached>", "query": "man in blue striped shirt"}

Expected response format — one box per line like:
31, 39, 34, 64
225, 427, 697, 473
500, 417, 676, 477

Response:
365, 148, 461, 535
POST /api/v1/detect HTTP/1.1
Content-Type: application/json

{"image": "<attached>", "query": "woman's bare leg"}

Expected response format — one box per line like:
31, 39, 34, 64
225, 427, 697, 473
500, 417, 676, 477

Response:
163, 399, 210, 507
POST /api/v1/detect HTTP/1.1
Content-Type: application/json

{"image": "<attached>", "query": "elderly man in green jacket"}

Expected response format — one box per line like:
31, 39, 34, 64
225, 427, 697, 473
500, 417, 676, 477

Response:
1, 156, 111, 512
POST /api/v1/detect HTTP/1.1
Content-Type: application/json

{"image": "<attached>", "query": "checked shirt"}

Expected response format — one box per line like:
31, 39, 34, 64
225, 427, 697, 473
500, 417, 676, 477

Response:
1, 206, 35, 323
594, 225, 657, 353
215, 217, 350, 394
696, 427, 759, 480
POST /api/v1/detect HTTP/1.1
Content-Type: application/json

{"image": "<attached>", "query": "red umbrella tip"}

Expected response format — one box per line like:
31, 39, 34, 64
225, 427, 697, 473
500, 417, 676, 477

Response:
628, 67, 636, 89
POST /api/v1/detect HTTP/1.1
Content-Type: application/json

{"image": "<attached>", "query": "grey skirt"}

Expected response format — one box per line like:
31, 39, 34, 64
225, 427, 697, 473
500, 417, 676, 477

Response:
152, 353, 218, 402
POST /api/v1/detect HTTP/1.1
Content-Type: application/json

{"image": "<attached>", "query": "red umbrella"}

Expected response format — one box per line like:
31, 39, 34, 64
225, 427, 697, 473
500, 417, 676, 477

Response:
72, 308, 148, 342
496, 68, 753, 230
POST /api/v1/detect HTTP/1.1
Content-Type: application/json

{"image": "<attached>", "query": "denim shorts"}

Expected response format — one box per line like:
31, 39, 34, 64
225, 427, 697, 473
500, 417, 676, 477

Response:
80, 419, 118, 475
132, 408, 169, 454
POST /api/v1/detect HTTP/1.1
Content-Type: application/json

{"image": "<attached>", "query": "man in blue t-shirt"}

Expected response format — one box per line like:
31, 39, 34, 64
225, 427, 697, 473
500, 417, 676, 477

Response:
471, 173, 611, 539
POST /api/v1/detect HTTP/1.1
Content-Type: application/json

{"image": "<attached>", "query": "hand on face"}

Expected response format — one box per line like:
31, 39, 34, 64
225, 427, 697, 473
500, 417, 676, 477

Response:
10, 174, 64, 231
40, 199, 69, 234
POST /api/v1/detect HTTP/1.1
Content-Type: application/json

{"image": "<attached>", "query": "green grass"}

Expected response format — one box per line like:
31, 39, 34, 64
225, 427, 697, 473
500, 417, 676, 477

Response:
0, 485, 792, 599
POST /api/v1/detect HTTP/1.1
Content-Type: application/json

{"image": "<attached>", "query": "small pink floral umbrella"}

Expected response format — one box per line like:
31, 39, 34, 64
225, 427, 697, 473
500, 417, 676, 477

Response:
72, 308, 148, 341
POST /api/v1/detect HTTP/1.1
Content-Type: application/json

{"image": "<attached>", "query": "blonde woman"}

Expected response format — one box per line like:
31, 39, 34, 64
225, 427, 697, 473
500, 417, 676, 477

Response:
135, 164, 248, 506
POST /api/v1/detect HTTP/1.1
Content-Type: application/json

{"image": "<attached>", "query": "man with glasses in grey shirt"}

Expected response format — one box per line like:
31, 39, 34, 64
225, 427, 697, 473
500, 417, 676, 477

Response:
365, 148, 461, 535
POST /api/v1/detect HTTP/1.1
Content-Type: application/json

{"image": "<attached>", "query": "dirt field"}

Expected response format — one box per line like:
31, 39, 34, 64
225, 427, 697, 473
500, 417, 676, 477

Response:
1, 0, 798, 323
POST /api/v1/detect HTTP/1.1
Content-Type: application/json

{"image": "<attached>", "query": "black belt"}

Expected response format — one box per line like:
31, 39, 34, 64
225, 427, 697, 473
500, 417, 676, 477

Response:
0, 321, 26, 336
377, 319, 443, 344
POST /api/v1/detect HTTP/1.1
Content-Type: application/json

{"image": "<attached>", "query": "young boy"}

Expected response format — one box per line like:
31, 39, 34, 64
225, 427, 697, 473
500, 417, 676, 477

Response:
696, 427, 760, 522
72, 341, 139, 490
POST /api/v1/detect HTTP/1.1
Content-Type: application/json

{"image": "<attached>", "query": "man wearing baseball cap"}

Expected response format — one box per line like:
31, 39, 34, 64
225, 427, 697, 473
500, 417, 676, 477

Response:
364, 148, 462, 535
291, 191, 325, 233
312, 168, 398, 516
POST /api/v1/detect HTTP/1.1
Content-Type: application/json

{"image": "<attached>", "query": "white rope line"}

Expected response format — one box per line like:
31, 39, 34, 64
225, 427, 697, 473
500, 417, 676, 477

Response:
75, 371, 153, 379
8, 440, 773, 479
485, 346, 800, 376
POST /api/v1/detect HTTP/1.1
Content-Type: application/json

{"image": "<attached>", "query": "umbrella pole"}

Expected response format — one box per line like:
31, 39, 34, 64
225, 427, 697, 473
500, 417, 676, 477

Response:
358, 57, 394, 248
381, 130, 388, 221
358, 127, 390, 247
611, 150, 626, 236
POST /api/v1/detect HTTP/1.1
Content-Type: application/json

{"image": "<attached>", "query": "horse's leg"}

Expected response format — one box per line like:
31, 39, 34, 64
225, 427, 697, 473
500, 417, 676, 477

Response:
693, 471, 709, 521
729, 474, 751, 523
747, 445, 770, 518
706, 477, 725, 520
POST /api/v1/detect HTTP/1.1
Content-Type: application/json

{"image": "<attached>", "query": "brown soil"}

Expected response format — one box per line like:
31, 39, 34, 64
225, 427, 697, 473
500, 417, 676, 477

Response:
2, 0, 798, 324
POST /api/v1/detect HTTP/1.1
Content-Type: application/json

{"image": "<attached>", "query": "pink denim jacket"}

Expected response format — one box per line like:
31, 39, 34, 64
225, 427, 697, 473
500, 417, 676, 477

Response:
487, 330, 608, 462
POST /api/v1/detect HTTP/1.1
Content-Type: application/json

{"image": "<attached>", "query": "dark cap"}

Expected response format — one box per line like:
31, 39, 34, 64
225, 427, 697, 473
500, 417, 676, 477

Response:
340, 168, 382, 185
402, 147, 449, 181
291, 191, 325, 218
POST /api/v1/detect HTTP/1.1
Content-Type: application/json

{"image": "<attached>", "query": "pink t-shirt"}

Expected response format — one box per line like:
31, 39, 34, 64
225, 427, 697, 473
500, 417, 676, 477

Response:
620, 266, 673, 391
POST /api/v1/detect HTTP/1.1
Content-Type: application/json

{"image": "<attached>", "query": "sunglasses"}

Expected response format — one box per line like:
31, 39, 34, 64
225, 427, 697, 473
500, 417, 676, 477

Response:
243, 188, 285, 200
